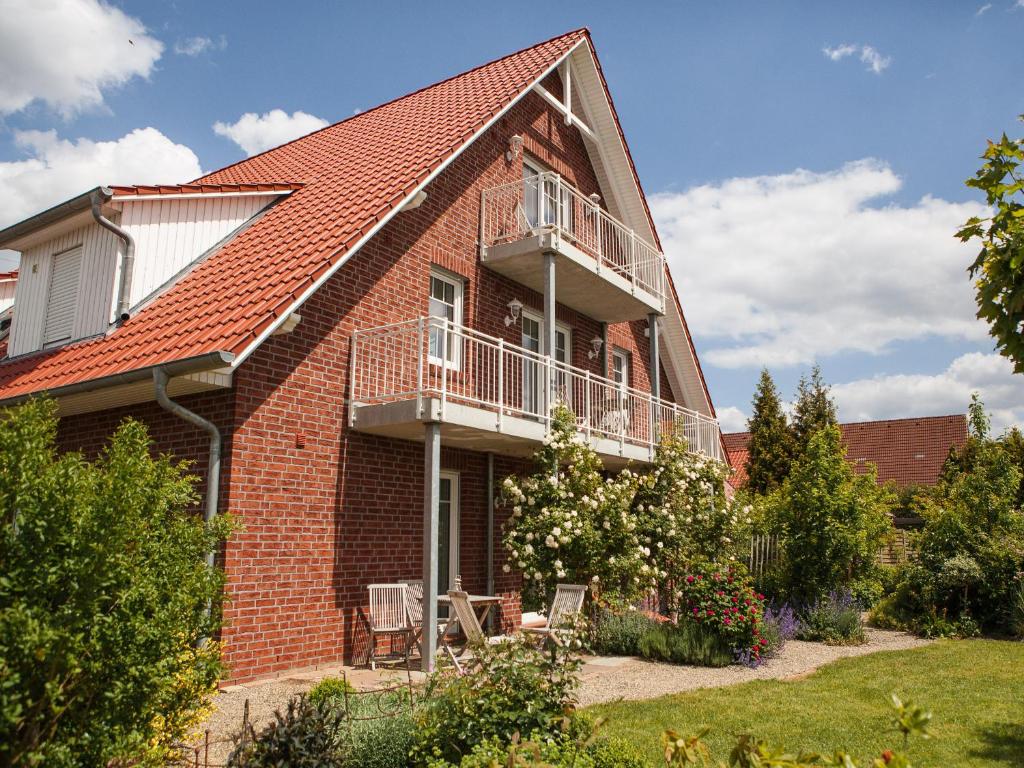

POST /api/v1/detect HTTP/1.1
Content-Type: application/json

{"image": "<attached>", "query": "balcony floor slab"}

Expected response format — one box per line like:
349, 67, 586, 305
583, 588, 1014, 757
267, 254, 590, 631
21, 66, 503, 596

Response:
349, 396, 654, 469
482, 232, 662, 323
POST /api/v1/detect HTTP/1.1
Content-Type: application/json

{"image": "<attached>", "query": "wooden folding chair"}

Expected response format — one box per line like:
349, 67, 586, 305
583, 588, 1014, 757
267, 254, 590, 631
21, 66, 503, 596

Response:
443, 590, 504, 673
366, 583, 414, 670
521, 583, 587, 646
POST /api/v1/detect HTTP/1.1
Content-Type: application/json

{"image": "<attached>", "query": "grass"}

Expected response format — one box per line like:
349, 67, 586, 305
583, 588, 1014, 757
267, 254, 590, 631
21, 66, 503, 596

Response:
588, 640, 1024, 767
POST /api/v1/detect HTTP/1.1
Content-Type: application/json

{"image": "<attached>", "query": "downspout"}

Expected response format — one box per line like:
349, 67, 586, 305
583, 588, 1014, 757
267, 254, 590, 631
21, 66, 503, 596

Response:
153, 368, 221, 618
90, 186, 135, 322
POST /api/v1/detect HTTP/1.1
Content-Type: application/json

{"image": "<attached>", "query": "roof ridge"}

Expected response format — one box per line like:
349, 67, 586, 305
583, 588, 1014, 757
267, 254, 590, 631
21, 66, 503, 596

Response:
196, 27, 590, 185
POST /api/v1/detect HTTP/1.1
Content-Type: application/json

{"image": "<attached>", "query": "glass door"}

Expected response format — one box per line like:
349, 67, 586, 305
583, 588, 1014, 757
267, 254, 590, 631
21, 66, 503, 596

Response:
437, 472, 459, 617
521, 314, 542, 415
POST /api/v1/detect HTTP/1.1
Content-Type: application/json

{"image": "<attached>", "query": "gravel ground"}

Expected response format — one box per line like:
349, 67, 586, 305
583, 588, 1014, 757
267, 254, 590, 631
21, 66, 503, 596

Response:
192, 629, 930, 763
577, 628, 933, 706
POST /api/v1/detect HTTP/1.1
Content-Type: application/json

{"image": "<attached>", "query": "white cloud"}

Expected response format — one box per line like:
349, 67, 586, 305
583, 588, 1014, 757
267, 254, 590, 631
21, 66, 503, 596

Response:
213, 109, 329, 156
823, 44, 857, 61
716, 406, 748, 433
833, 352, 1024, 433
174, 35, 226, 57
859, 46, 891, 74
0, 0, 162, 116
976, 3, 992, 15
0, 128, 201, 228
822, 43, 891, 74
651, 159, 988, 369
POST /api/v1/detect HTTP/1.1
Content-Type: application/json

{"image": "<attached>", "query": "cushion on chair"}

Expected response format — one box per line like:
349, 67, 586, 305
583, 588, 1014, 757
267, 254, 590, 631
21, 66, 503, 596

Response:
520, 611, 547, 629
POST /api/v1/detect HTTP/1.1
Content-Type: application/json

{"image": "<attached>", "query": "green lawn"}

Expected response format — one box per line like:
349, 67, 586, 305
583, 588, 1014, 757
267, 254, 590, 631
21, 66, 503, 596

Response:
588, 640, 1024, 767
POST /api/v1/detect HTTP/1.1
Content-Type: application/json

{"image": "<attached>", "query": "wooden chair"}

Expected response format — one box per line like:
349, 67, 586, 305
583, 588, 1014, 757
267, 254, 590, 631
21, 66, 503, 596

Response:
366, 583, 414, 670
404, 579, 448, 651
521, 584, 587, 646
444, 590, 504, 673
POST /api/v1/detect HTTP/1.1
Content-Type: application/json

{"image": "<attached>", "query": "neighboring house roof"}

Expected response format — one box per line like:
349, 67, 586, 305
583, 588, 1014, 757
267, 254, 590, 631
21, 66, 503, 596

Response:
724, 414, 969, 488
0, 271, 17, 281
0, 29, 716, 426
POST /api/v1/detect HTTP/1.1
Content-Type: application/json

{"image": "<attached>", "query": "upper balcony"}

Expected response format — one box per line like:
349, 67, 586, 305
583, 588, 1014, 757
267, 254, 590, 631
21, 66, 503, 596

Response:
479, 172, 666, 323
348, 317, 723, 467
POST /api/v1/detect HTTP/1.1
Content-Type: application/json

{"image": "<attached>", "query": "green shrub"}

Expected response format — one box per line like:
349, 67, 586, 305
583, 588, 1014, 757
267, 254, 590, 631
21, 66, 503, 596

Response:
1011, 579, 1024, 638
308, 675, 358, 708
796, 591, 866, 645
228, 695, 345, 767
637, 621, 733, 667
592, 609, 659, 656
588, 737, 648, 768
756, 425, 894, 605
0, 398, 232, 767
412, 633, 582, 764
345, 712, 415, 768
868, 595, 911, 631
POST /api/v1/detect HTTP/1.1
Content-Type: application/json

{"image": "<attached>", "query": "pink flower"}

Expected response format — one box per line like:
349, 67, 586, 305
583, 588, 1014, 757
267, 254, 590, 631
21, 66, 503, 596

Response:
686, 575, 695, 584
692, 607, 699, 615
723, 618, 731, 625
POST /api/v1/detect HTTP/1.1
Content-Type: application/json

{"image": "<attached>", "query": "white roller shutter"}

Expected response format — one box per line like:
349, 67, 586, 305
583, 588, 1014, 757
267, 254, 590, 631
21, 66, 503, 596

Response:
43, 246, 82, 346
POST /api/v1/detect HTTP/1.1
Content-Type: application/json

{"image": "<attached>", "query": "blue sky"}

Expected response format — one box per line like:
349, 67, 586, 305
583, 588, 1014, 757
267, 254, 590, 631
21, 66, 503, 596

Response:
2, 0, 1023, 431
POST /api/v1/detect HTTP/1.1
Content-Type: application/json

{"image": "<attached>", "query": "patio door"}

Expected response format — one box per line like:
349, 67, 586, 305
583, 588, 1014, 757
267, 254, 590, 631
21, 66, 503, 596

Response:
522, 312, 571, 416
522, 314, 542, 415
523, 160, 569, 231
437, 472, 459, 615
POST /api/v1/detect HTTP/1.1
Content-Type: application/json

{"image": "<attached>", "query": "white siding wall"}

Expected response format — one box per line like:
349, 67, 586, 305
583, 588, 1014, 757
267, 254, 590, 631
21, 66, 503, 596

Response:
8, 194, 277, 357
9, 223, 120, 357
117, 195, 272, 311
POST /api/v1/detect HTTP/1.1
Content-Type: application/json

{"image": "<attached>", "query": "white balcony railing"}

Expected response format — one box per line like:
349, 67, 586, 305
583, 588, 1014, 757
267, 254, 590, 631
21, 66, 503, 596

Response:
349, 317, 723, 462
480, 172, 667, 308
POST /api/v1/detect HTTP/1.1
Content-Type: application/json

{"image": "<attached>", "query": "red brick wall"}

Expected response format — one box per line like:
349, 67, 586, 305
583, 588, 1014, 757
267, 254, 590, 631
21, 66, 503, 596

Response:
55, 75, 674, 682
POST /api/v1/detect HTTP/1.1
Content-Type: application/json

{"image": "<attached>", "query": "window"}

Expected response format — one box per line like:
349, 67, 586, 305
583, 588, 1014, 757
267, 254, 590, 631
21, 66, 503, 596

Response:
612, 349, 630, 389
523, 159, 573, 233
428, 269, 463, 367
42, 246, 82, 347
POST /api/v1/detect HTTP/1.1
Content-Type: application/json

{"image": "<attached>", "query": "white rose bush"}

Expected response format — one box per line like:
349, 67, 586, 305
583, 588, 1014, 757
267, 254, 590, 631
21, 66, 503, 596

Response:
501, 406, 752, 612
500, 406, 643, 609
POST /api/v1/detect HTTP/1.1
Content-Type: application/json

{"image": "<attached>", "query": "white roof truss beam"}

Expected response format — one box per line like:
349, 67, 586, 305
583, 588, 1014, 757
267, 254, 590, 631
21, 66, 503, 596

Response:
532, 63, 596, 143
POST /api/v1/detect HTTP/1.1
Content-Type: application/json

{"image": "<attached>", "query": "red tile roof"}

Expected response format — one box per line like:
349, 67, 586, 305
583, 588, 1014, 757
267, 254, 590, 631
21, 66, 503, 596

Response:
724, 414, 969, 488
0, 29, 588, 400
0, 271, 17, 281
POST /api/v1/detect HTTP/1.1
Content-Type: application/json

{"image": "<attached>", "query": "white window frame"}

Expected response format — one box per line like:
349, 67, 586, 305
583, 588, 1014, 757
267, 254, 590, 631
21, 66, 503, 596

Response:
428, 268, 464, 369
522, 309, 572, 412
612, 348, 630, 389
438, 471, 460, 613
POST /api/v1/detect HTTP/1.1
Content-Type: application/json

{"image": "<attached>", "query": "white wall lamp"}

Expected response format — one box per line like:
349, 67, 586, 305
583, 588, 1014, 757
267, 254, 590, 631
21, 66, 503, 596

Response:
505, 135, 524, 163
588, 335, 604, 360
504, 298, 523, 327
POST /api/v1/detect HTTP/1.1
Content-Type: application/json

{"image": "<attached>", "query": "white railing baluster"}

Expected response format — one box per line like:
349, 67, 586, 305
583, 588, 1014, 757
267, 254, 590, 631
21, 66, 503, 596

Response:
348, 317, 723, 462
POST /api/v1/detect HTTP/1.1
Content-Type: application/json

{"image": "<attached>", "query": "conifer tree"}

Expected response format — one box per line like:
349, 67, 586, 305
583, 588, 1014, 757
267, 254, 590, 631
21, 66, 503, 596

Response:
791, 364, 837, 454
744, 369, 795, 495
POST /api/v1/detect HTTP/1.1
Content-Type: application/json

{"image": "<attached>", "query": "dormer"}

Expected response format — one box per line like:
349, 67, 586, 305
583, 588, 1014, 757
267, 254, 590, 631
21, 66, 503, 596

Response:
0, 183, 299, 358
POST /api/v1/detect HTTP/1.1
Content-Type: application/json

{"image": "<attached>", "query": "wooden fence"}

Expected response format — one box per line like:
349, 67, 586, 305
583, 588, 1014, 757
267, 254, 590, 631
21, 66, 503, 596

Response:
747, 530, 917, 575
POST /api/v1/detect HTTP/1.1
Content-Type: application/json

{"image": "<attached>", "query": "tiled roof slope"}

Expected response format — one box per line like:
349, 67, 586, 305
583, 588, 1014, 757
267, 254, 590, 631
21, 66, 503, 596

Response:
724, 414, 969, 488
0, 29, 587, 400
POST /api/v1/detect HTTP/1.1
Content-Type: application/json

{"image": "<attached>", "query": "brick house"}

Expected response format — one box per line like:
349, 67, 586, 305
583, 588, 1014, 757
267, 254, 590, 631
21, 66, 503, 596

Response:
0, 29, 721, 682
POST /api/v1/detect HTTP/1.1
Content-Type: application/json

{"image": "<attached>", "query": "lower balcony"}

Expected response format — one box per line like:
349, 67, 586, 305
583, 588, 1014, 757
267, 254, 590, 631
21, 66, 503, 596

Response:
348, 318, 723, 467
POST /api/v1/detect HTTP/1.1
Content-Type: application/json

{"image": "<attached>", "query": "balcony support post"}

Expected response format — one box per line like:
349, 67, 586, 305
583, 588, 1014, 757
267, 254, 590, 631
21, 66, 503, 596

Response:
543, 250, 556, 418
421, 420, 441, 671
649, 312, 660, 446
486, 451, 495, 632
